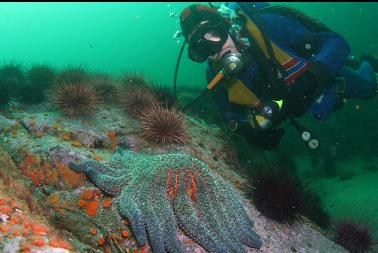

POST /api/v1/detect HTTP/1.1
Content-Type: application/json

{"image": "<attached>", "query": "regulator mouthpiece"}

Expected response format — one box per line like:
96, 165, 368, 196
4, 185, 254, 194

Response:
221, 52, 244, 74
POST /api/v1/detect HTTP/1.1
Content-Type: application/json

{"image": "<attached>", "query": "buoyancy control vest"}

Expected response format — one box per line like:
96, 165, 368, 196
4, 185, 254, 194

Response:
210, 3, 331, 108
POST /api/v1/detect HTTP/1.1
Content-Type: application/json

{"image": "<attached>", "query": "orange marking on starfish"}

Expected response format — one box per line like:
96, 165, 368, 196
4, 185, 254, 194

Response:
173, 170, 180, 197
166, 169, 174, 198
189, 170, 198, 202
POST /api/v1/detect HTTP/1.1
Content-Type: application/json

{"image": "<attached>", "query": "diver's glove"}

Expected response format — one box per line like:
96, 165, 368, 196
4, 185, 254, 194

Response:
247, 100, 283, 130
297, 60, 331, 97
237, 121, 285, 150
307, 60, 331, 87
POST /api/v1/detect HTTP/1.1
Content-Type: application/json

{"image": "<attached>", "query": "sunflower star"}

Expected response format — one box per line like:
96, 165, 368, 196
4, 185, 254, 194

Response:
69, 148, 262, 253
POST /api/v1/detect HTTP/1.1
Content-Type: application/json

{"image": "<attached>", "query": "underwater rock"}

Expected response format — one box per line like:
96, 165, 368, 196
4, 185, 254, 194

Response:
0, 115, 18, 130
0, 104, 349, 253
49, 146, 88, 166
69, 148, 263, 253
118, 135, 138, 149
75, 130, 110, 148
0, 147, 74, 253
2, 237, 21, 253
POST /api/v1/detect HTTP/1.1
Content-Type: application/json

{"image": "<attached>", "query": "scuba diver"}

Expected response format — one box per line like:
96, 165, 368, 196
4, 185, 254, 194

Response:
175, 2, 378, 150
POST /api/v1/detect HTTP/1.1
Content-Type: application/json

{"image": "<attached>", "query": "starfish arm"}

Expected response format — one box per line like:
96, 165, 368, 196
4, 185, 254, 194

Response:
195, 177, 247, 253
213, 175, 263, 249
69, 160, 90, 173
89, 173, 128, 196
239, 224, 263, 250
191, 163, 263, 250
159, 211, 184, 253
173, 191, 230, 253
156, 206, 184, 253
108, 151, 135, 175
69, 161, 127, 195
118, 186, 148, 247
145, 175, 184, 253
142, 205, 166, 253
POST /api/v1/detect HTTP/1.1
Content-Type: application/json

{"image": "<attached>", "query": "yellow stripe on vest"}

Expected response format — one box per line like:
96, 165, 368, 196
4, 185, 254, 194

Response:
240, 10, 293, 65
226, 79, 261, 106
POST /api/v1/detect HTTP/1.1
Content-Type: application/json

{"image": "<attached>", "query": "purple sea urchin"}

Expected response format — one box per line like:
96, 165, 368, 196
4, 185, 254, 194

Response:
0, 62, 25, 99
19, 64, 56, 104
245, 166, 329, 227
139, 104, 186, 145
0, 85, 12, 107
119, 71, 149, 88
27, 64, 56, 87
150, 82, 177, 109
247, 167, 306, 224
53, 81, 99, 118
56, 65, 90, 84
91, 73, 119, 104
121, 86, 157, 118
335, 219, 375, 253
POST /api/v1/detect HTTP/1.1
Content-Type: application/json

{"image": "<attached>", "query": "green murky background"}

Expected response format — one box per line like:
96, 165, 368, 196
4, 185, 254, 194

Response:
0, 2, 377, 232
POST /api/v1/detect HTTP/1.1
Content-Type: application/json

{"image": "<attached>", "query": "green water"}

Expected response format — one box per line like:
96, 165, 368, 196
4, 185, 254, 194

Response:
0, 2, 207, 87
1, 0, 378, 242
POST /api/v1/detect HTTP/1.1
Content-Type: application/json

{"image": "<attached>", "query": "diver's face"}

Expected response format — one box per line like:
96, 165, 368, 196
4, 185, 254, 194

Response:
208, 34, 238, 61
187, 19, 231, 63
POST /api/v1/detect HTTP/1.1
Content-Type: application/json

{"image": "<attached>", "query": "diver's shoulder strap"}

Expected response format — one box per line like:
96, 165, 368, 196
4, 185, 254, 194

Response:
208, 60, 262, 107
242, 4, 331, 33
225, 78, 262, 107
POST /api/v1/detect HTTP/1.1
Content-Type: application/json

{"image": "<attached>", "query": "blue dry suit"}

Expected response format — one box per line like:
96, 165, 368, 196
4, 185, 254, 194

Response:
207, 2, 377, 128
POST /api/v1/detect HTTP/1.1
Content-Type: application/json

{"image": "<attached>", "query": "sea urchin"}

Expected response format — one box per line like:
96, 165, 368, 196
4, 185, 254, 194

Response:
119, 71, 149, 88
247, 167, 307, 224
53, 81, 99, 118
19, 64, 56, 104
139, 104, 186, 145
149, 82, 177, 109
0, 62, 25, 99
245, 164, 329, 228
121, 86, 157, 118
56, 65, 90, 84
335, 219, 375, 253
0, 84, 12, 107
91, 73, 118, 104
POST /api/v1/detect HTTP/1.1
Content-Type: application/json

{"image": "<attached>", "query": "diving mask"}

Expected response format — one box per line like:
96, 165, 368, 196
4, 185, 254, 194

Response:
188, 21, 229, 62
